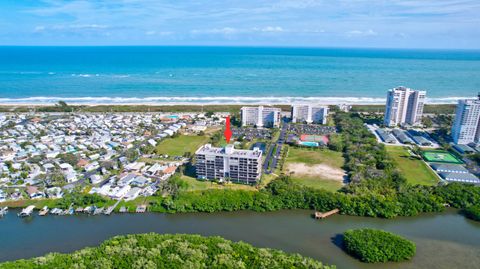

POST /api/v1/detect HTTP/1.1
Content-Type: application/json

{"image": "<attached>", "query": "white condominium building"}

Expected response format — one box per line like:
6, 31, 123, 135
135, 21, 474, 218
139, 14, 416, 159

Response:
291, 105, 329, 124
241, 106, 281, 128
451, 96, 480, 144
195, 144, 262, 184
384, 86, 426, 126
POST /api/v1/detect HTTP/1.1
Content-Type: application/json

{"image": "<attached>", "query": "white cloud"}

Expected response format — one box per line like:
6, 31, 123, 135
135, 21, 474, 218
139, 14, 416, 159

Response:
253, 26, 284, 32
192, 26, 285, 35
69, 24, 108, 29
34, 24, 109, 32
346, 29, 378, 37
191, 27, 240, 35
145, 30, 173, 36
33, 26, 46, 32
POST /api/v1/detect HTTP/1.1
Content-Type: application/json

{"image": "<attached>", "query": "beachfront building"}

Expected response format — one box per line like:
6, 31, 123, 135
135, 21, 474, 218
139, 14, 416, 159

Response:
241, 106, 281, 128
383, 86, 426, 127
291, 105, 329, 124
451, 96, 480, 145
195, 144, 262, 184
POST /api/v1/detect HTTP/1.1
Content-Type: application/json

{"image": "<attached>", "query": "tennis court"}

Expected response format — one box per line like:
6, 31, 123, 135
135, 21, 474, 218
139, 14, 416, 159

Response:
422, 150, 463, 164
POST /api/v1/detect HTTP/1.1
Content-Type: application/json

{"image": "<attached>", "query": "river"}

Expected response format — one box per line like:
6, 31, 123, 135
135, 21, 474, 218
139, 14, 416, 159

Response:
1, 209, 479, 269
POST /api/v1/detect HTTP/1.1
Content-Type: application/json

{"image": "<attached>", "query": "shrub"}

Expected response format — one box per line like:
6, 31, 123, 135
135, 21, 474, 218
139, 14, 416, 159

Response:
343, 228, 416, 263
464, 205, 480, 221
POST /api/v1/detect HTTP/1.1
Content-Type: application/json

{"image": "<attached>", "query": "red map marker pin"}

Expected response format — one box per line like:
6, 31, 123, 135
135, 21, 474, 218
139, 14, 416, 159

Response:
224, 115, 232, 143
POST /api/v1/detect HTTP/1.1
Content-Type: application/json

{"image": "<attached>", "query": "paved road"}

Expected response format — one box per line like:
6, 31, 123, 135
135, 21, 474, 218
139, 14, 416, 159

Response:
263, 122, 288, 174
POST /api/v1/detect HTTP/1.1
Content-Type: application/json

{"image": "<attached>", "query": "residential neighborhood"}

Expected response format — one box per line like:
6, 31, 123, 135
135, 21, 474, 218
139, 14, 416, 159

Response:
0, 111, 225, 205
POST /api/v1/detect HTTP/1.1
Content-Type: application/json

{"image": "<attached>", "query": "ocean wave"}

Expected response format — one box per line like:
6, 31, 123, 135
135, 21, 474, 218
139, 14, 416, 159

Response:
70, 73, 131, 78
0, 96, 467, 105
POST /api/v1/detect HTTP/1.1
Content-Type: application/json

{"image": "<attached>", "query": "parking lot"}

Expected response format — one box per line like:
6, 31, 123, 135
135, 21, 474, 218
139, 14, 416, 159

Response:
287, 124, 336, 136
367, 124, 440, 148
232, 127, 273, 141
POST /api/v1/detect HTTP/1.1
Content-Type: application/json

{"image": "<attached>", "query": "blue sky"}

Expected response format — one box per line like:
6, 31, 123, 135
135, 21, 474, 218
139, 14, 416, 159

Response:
1, 0, 479, 48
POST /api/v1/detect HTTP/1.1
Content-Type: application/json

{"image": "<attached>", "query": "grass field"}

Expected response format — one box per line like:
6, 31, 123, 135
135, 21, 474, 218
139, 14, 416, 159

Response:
285, 147, 345, 192
421, 150, 463, 164
386, 146, 439, 186
178, 175, 257, 191
286, 147, 345, 167
156, 135, 209, 157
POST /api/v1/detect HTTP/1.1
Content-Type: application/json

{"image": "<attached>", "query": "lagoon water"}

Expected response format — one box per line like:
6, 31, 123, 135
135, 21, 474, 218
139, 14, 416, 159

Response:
1, 47, 479, 105
1, 209, 479, 268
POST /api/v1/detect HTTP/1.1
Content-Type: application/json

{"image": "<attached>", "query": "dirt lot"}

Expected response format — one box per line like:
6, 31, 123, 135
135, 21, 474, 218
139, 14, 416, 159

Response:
285, 162, 346, 181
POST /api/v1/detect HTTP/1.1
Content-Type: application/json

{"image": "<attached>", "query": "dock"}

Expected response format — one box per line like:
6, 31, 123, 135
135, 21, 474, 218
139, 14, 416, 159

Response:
314, 209, 339, 219
104, 200, 121, 215
136, 204, 147, 213
18, 205, 35, 217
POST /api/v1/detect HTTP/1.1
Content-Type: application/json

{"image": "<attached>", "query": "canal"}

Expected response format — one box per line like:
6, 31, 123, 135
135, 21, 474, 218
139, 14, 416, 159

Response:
1, 209, 479, 268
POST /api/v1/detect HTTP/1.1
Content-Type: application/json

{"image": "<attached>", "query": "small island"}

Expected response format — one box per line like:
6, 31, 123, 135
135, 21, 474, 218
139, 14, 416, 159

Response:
343, 228, 416, 263
0, 233, 334, 269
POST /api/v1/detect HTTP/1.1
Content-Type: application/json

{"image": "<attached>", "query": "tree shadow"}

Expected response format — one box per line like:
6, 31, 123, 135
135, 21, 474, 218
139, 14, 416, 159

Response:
184, 162, 196, 178
330, 233, 345, 251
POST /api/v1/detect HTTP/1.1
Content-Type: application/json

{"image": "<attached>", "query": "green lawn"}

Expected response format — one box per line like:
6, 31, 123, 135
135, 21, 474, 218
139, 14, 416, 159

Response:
386, 146, 439, 186
285, 147, 345, 192
156, 135, 209, 156
178, 175, 257, 191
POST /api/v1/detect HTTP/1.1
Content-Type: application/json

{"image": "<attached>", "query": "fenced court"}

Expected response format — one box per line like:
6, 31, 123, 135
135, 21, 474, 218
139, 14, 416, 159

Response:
421, 150, 463, 164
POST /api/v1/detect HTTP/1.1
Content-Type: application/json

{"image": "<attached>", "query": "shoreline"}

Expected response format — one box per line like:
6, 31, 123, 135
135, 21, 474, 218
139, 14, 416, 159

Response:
0, 103, 456, 114
0, 95, 468, 107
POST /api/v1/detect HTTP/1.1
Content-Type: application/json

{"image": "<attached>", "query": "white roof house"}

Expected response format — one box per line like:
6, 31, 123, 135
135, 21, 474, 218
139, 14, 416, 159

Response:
65, 172, 78, 183
148, 139, 157, 147
90, 174, 103, 184
85, 161, 99, 172
124, 187, 142, 201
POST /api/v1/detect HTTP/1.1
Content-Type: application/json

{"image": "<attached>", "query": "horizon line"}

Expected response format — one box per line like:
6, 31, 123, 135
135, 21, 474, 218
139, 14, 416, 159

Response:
0, 44, 479, 51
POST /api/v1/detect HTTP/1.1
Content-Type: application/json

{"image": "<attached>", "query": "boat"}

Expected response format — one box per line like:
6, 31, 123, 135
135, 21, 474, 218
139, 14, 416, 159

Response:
93, 207, 104, 215
38, 206, 49, 216
50, 208, 62, 215
18, 205, 35, 217
75, 207, 84, 213
119, 206, 128, 213
0, 207, 8, 217
84, 206, 96, 214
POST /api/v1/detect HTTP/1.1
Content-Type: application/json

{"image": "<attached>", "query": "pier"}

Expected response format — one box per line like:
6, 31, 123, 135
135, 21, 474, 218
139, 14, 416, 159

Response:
314, 209, 339, 219
104, 200, 121, 215
38, 206, 49, 216
136, 204, 147, 213
18, 205, 35, 218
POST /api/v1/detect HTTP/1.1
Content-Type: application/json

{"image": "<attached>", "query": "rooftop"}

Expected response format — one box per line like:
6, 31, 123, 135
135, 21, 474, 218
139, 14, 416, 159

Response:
195, 144, 262, 158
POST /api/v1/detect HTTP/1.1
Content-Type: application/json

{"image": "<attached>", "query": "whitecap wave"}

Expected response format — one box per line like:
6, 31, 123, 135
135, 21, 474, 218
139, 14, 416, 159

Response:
0, 96, 467, 105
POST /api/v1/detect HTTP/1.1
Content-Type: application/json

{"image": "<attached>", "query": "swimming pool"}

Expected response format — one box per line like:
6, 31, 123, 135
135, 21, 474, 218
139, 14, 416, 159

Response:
299, 141, 319, 147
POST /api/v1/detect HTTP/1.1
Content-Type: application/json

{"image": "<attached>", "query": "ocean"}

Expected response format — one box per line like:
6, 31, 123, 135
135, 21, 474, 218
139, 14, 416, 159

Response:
0, 46, 479, 105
